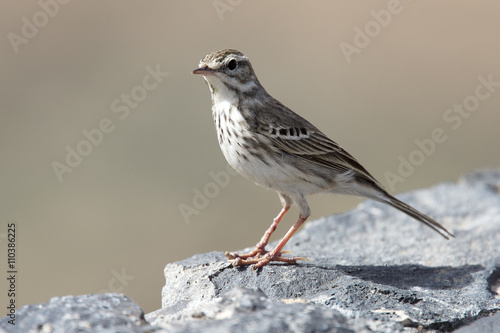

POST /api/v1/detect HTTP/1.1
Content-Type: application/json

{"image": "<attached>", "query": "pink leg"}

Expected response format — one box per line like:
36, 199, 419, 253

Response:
253, 215, 309, 269
226, 213, 309, 269
225, 206, 290, 262
256, 205, 291, 250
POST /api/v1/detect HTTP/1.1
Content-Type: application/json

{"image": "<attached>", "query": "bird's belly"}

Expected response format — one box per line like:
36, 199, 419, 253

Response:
219, 138, 265, 181
220, 139, 328, 195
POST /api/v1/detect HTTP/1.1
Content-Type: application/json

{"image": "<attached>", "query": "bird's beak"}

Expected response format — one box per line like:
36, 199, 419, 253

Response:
192, 67, 215, 75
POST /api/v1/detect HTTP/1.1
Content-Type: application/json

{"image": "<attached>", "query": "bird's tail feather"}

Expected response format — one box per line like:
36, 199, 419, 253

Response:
378, 193, 454, 239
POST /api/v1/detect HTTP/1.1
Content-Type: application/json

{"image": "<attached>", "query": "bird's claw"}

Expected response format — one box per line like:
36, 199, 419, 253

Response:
225, 249, 307, 269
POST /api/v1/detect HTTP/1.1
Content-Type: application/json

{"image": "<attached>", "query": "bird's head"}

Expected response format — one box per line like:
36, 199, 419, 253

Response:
193, 49, 261, 101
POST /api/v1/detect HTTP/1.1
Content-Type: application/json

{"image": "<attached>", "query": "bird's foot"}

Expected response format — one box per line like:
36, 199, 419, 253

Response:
225, 249, 307, 269
225, 245, 267, 261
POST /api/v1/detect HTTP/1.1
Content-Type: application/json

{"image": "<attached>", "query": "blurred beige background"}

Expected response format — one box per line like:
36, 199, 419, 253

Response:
1, 1, 499, 313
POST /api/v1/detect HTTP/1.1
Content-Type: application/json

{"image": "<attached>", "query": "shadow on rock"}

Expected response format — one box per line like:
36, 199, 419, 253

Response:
335, 264, 484, 290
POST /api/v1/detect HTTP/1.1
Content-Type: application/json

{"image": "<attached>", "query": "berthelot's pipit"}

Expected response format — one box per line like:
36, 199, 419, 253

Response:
193, 49, 453, 269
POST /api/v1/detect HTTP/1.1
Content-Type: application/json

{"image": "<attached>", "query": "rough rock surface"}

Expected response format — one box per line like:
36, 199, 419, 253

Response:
0, 294, 154, 333
2, 170, 500, 332
147, 169, 500, 332
453, 312, 500, 333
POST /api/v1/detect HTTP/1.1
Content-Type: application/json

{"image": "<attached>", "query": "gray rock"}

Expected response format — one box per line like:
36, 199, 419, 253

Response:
149, 287, 356, 333
454, 312, 500, 333
1, 170, 499, 332
149, 169, 500, 332
0, 294, 156, 333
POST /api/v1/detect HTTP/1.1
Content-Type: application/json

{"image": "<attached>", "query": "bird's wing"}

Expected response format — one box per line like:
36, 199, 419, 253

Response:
259, 122, 381, 186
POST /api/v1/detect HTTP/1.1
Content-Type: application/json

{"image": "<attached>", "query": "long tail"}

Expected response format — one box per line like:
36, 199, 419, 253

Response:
378, 192, 454, 239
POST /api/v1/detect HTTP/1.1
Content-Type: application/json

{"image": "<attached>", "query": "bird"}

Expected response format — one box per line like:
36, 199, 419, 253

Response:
192, 49, 453, 269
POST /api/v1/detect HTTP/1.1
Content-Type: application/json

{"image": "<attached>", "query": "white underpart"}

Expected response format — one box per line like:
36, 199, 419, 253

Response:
205, 75, 266, 179
329, 170, 385, 200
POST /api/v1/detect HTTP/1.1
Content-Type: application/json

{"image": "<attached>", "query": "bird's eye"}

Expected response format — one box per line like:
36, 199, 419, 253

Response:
227, 59, 238, 70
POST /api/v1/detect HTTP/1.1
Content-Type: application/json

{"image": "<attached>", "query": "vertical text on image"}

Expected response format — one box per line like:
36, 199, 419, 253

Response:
5, 221, 18, 325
